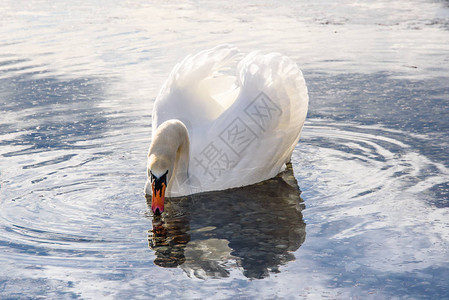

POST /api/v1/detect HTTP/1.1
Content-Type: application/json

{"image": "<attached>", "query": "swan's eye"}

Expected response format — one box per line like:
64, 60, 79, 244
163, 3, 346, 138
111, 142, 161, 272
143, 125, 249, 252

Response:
149, 170, 168, 184
153, 170, 169, 192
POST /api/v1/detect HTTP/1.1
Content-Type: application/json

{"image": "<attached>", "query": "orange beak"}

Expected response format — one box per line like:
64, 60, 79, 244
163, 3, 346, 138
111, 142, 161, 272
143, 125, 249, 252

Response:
152, 182, 166, 215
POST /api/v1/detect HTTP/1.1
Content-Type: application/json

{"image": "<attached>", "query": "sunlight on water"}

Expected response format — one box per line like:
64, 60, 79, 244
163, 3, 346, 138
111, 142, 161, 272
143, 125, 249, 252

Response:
1, 0, 448, 298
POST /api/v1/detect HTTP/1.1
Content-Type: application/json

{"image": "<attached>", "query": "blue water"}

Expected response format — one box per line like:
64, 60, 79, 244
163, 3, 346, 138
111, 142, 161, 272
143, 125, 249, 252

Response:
1, 0, 448, 298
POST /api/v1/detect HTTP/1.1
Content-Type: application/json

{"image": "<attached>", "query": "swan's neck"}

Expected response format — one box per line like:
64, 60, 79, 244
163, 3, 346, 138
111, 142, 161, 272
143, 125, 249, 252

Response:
148, 119, 190, 195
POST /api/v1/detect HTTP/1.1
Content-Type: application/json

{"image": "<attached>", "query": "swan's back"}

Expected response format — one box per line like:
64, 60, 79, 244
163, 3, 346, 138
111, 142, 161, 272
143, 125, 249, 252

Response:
153, 45, 308, 196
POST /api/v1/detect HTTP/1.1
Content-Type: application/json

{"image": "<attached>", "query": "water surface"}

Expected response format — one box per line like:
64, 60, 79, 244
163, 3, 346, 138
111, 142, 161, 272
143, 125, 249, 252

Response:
1, 0, 448, 298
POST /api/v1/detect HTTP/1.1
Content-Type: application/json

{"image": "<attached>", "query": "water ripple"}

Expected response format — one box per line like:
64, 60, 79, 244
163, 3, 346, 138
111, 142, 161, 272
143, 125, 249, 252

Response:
297, 120, 448, 204
1, 0, 449, 297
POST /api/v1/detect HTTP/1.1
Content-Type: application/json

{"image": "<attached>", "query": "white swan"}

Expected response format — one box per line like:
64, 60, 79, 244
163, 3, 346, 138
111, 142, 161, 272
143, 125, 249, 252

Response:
145, 45, 308, 214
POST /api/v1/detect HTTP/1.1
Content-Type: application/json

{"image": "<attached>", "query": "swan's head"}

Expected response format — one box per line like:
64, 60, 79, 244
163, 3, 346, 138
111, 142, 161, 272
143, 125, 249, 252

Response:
147, 119, 190, 215
148, 154, 174, 215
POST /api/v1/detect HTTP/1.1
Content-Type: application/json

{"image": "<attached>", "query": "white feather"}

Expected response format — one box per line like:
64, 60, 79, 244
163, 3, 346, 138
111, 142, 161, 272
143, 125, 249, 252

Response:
151, 45, 308, 196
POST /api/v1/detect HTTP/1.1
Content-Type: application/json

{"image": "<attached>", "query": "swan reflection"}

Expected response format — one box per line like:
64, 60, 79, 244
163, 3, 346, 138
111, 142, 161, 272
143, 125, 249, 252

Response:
147, 164, 306, 279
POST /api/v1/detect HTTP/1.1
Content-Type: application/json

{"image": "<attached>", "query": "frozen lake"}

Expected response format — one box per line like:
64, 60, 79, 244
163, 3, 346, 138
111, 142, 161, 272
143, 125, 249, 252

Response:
1, 0, 448, 298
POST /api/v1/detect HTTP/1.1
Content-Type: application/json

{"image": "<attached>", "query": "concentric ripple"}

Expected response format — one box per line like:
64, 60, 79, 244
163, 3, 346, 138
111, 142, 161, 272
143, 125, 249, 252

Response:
0, 129, 152, 270
297, 119, 449, 203
293, 119, 449, 281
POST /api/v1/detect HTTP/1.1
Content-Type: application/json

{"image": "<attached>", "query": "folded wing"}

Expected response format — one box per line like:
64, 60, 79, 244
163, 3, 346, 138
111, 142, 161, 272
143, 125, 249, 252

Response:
188, 49, 309, 193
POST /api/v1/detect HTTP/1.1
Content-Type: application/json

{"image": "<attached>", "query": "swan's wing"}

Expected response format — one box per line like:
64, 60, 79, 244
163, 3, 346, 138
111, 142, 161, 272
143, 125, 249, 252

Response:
152, 45, 240, 135
188, 51, 308, 193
